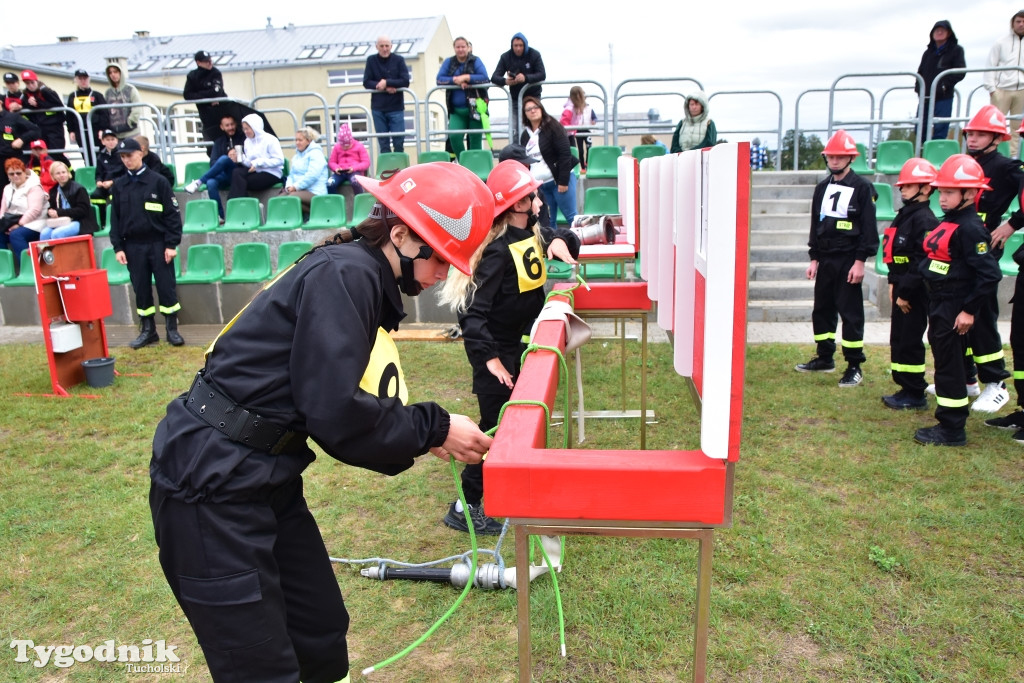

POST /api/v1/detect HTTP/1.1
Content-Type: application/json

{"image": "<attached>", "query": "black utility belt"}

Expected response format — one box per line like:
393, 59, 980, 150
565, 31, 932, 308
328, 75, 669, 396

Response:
185, 371, 307, 455
815, 237, 857, 251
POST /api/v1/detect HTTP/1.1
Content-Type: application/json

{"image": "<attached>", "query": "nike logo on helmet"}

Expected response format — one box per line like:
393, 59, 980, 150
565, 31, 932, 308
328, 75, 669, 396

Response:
512, 169, 533, 191
911, 164, 931, 177
844, 139, 856, 151
989, 112, 1004, 127
419, 203, 473, 240
953, 164, 978, 181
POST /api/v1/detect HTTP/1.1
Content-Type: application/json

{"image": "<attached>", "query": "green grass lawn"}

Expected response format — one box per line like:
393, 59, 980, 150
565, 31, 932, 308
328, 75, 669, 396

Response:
0, 339, 1021, 682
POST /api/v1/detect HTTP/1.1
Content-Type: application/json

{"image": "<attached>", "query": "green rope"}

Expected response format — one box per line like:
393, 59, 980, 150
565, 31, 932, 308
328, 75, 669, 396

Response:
543, 272, 588, 308
518, 344, 571, 450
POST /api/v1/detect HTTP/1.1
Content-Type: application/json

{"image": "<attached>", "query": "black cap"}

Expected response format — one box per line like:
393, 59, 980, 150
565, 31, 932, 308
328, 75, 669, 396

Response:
74, 69, 89, 78
117, 138, 142, 153
3, 72, 18, 83
498, 144, 538, 167
194, 50, 212, 62
100, 128, 117, 138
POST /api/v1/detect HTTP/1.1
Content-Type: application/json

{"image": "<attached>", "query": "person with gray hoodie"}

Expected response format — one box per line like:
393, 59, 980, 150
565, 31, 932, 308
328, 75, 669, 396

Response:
104, 64, 141, 139
670, 91, 717, 153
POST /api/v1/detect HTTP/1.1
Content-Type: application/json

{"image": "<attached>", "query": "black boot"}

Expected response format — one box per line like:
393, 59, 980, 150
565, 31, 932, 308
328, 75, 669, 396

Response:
129, 316, 159, 349
165, 314, 185, 347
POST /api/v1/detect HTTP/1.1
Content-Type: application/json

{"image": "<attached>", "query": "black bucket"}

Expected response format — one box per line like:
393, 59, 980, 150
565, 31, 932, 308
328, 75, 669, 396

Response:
81, 357, 116, 388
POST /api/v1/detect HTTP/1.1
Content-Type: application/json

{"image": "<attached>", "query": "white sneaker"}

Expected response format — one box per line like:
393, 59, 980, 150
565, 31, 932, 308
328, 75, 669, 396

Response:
184, 179, 201, 194
926, 381, 981, 397
971, 382, 1010, 413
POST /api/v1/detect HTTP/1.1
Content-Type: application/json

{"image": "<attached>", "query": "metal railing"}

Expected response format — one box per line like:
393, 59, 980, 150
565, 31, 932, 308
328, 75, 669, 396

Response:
707, 90, 784, 169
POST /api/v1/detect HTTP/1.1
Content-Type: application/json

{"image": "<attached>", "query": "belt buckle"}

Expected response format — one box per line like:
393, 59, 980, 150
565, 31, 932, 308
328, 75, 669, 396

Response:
226, 408, 252, 441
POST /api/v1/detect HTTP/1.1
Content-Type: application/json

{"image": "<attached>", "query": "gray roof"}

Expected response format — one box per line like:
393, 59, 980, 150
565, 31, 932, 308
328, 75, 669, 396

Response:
5, 16, 443, 79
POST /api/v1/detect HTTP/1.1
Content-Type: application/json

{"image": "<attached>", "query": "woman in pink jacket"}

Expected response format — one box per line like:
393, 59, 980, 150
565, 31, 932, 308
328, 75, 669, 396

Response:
327, 123, 370, 194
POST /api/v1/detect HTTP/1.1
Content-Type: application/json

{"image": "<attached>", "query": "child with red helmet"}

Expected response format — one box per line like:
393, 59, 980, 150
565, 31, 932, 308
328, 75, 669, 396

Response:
915, 154, 1003, 446
436, 159, 580, 534
796, 129, 879, 387
150, 163, 496, 683
882, 158, 940, 410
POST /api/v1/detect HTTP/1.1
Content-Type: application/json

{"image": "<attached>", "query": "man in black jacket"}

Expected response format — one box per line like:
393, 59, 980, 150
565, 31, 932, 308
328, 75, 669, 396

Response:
66, 69, 109, 149
491, 33, 545, 138
0, 106, 40, 193
362, 36, 410, 154
916, 20, 965, 141
183, 51, 227, 149
110, 137, 184, 348
19, 70, 68, 165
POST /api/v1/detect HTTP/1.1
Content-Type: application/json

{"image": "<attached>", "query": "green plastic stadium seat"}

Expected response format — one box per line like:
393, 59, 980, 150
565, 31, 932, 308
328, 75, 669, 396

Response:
220, 197, 262, 232
73, 166, 96, 193
418, 151, 451, 164
585, 146, 621, 179
873, 182, 897, 223
182, 199, 220, 234
583, 187, 620, 215
1000, 231, 1024, 277
223, 243, 272, 283
4, 251, 36, 286
546, 260, 574, 280
0, 249, 15, 283
922, 139, 958, 168
176, 161, 210, 191
851, 144, 871, 175
276, 241, 313, 274
303, 194, 346, 230
874, 240, 889, 277
874, 140, 913, 175
580, 262, 623, 280
177, 244, 225, 283
100, 247, 132, 285
349, 193, 377, 227
998, 141, 1010, 157
260, 195, 303, 231
376, 152, 410, 178
458, 149, 494, 182
930, 191, 943, 218
631, 145, 665, 161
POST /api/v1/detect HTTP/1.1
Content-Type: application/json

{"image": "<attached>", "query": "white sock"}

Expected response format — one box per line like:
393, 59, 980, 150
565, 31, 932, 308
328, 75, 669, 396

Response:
454, 500, 464, 513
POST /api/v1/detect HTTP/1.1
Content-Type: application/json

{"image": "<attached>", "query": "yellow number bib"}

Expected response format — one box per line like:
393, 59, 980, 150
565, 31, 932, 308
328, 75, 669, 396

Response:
509, 236, 546, 292
359, 327, 408, 404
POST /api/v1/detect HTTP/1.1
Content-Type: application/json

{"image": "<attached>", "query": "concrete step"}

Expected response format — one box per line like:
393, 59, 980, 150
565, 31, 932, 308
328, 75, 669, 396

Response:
749, 245, 808, 263
750, 262, 809, 280
751, 184, 816, 201
751, 170, 823, 186
749, 280, 813, 301
746, 299, 882, 323
750, 230, 809, 247
751, 214, 810, 231
751, 198, 811, 215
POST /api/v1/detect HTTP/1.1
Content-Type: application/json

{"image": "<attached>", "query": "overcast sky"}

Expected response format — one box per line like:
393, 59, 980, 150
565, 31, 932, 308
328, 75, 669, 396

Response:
3, 0, 1019, 145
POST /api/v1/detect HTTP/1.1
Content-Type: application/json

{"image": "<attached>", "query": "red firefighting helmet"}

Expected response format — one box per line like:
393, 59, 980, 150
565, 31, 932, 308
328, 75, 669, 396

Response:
931, 154, 992, 191
357, 163, 495, 276
963, 105, 1011, 141
895, 158, 937, 186
487, 159, 541, 217
822, 129, 859, 156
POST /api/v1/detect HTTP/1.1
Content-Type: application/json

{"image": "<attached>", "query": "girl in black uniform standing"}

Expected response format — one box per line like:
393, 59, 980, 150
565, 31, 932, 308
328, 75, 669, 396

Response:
436, 159, 580, 534
149, 163, 495, 683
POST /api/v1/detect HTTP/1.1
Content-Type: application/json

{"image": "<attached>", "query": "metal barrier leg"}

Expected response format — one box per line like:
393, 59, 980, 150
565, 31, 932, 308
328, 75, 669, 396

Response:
693, 530, 714, 683
516, 526, 532, 682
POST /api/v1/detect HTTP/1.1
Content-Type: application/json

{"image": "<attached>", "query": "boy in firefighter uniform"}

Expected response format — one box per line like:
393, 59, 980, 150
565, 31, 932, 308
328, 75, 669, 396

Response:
109, 137, 184, 348
796, 129, 879, 387
915, 155, 1003, 446
436, 159, 580, 534
149, 163, 495, 683
959, 104, 1018, 412
882, 158, 940, 410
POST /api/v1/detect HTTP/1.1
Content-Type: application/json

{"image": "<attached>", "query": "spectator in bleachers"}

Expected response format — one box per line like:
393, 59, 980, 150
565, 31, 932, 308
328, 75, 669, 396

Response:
0, 102, 39, 194
19, 70, 68, 166
66, 69, 109, 148
491, 32, 545, 138
228, 113, 284, 200
0, 158, 47, 266
749, 137, 770, 170
640, 134, 668, 153
282, 126, 327, 215
104, 64, 141, 140
91, 129, 125, 223
3, 72, 21, 103
670, 91, 717, 153
42, 161, 98, 240
985, 10, 1024, 157
327, 123, 370, 195
27, 140, 55, 194
183, 50, 227, 149
521, 95, 579, 226
916, 20, 965, 142
436, 37, 489, 159
185, 114, 246, 219
362, 36, 410, 154
560, 86, 598, 172
135, 136, 176, 187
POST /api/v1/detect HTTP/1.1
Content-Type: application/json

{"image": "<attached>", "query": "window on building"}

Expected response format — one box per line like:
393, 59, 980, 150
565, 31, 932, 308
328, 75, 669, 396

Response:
215, 54, 234, 65
130, 59, 156, 72
352, 45, 369, 56
163, 57, 192, 70
298, 46, 329, 60
327, 69, 364, 87
395, 43, 413, 54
